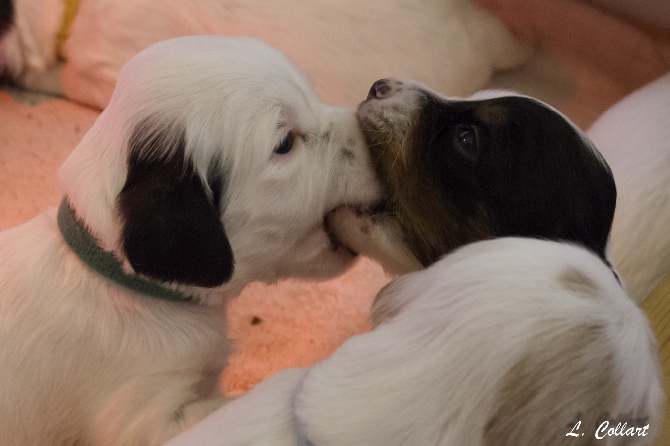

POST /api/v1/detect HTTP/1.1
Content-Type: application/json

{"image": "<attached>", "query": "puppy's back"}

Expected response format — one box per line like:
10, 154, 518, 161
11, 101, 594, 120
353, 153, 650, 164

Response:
296, 238, 664, 445
478, 241, 663, 445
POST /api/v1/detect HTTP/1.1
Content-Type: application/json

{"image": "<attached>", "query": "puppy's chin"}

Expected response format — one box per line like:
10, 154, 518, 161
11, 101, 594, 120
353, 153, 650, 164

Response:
324, 205, 424, 277
324, 208, 361, 256
283, 218, 359, 280
324, 201, 388, 252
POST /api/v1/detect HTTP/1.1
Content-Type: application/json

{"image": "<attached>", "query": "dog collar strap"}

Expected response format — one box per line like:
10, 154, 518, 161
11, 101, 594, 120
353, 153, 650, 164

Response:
57, 198, 193, 303
55, 0, 80, 60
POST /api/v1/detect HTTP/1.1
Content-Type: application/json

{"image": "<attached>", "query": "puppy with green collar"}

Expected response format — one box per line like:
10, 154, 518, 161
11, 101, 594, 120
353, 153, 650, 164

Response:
0, 36, 380, 445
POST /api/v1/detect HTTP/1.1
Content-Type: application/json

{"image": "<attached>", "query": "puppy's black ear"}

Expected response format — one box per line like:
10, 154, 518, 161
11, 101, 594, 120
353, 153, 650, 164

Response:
117, 119, 234, 287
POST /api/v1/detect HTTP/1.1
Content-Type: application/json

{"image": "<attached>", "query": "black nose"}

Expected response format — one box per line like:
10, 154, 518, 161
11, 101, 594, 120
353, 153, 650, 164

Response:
367, 79, 392, 100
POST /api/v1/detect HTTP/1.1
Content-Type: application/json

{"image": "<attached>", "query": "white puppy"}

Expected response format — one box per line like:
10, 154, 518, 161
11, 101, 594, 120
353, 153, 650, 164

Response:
587, 72, 670, 303
0, 0, 532, 109
166, 238, 664, 446
0, 36, 381, 445
165, 81, 664, 445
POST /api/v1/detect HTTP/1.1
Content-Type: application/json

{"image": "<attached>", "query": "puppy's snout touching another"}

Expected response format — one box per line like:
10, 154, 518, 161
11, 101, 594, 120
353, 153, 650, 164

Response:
367, 79, 393, 100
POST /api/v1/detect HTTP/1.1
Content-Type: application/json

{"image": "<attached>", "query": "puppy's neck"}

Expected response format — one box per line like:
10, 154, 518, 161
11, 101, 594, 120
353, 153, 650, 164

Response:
57, 197, 195, 303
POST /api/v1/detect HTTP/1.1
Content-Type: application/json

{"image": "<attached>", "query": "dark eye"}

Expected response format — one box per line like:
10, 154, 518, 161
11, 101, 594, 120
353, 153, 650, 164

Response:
454, 126, 479, 161
273, 132, 295, 155
458, 129, 474, 147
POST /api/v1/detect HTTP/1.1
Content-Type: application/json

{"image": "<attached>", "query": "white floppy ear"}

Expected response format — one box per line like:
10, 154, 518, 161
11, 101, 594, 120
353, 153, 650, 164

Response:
117, 117, 234, 287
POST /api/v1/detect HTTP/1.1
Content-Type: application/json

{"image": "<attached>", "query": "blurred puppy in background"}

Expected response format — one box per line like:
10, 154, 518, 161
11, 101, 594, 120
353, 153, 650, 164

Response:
0, 0, 532, 108
587, 72, 670, 302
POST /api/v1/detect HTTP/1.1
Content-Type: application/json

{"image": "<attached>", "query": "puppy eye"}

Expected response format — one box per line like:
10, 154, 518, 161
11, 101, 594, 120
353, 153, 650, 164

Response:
458, 129, 474, 147
274, 132, 295, 155
454, 126, 479, 161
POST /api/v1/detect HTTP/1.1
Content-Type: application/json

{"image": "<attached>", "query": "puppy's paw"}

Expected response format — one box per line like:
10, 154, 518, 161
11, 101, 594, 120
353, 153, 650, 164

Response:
326, 206, 374, 256
326, 207, 422, 276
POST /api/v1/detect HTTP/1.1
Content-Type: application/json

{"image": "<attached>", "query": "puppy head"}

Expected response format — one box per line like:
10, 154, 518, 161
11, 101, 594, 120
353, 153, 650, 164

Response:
58, 36, 381, 302
356, 79, 616, 266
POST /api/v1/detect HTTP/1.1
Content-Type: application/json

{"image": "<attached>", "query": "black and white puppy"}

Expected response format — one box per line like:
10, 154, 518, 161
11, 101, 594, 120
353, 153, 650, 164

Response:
165, 81, 664, 446
329, 78, 618, 276
0, 36, 381, 445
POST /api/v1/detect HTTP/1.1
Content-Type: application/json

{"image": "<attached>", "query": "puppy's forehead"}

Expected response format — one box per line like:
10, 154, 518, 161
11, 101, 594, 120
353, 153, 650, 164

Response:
427, 90, 550, 127
471, 95, 548, 126
472, 102, 507, 126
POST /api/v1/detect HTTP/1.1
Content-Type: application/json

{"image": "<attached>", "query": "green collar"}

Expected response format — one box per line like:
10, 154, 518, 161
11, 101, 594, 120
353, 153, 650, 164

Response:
57, 198, 193, 303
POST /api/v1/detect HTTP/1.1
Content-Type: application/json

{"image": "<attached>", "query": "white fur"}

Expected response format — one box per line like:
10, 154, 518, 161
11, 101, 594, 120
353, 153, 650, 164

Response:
0, 36, 381, 445
587, 72, 670, 303
1, 0, 532, 108
166, 238, 665, 445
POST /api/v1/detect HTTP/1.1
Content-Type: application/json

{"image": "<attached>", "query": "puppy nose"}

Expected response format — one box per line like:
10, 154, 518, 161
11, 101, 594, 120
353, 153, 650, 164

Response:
367, 79, 392, 100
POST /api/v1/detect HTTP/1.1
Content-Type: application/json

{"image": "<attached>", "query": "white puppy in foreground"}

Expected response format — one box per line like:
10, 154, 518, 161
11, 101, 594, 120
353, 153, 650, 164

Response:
0, 36, 381, 445
166, 82, 664, 445
167, 239, 664, 446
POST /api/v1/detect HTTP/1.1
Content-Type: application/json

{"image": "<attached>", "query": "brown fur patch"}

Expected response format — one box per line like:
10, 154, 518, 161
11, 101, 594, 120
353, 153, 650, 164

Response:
370, 124, 492, 265
558, 268, 600, 297
474, 103, 508, 126
483, 324, 617, 446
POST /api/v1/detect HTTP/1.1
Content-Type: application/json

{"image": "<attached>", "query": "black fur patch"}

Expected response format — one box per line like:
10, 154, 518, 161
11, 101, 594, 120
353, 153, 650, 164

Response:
418, 95, 616, 260
0, 0, 12, 37
118, 118, 234, 287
